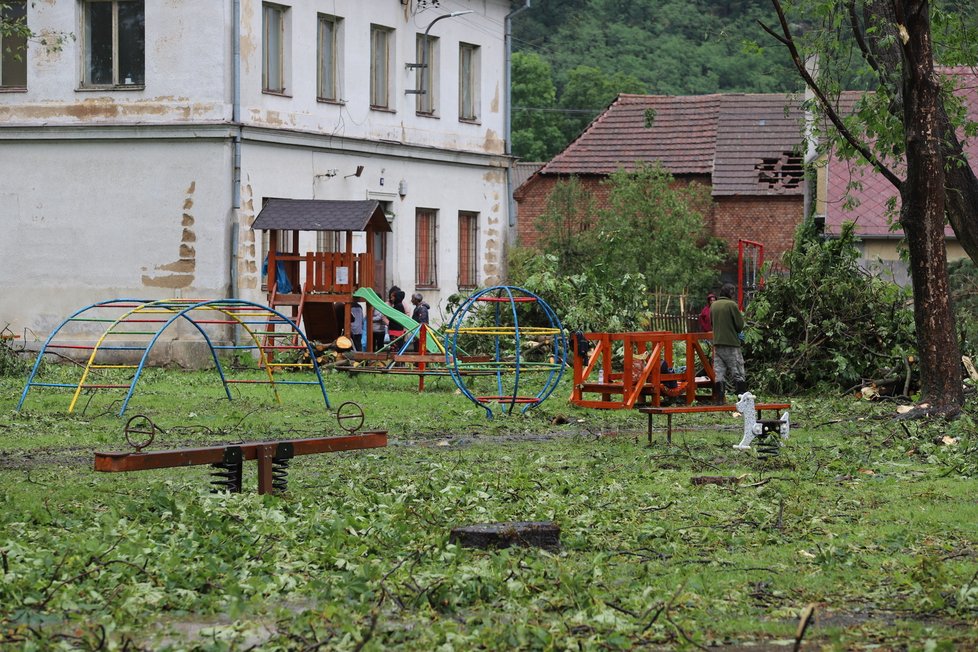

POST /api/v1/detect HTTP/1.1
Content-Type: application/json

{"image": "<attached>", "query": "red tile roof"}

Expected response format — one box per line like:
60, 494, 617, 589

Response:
538, 93, 805, 197
824, 68, 978, 238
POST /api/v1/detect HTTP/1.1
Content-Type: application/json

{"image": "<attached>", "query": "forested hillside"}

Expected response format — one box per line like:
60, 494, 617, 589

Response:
510, 0, 804, 159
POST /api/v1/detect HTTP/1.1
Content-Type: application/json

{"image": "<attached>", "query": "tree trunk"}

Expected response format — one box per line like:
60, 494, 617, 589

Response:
898, 0, 963, 414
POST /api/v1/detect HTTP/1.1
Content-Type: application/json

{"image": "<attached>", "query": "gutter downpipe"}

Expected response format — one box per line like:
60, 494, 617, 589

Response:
504, 0, 530, 233
230, 0, 242, 345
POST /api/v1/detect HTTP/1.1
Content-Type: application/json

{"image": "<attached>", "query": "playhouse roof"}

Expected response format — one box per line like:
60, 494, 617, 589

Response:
251, 199, 392, 232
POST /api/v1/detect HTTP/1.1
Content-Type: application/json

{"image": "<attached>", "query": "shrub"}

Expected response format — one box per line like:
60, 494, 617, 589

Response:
745, 221, 917, 395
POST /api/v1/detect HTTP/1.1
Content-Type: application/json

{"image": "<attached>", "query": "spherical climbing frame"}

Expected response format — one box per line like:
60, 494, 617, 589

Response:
446, 286, 567, 418
17, 298, 330, 415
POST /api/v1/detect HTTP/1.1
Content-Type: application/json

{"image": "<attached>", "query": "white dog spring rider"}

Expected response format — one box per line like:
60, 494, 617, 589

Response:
734, 391, 789, 456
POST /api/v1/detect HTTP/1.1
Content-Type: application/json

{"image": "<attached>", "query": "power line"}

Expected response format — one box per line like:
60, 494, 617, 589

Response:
513, 106, 604, 114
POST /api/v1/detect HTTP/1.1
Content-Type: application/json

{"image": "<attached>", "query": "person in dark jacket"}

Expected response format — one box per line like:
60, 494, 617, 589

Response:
386, 286, 407, 345
410, 292, 430, 324
709, 283, 746, 404
409, 292, 431, 352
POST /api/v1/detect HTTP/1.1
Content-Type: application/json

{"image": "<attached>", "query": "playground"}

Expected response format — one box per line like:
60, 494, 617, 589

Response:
3, 352, 978, 649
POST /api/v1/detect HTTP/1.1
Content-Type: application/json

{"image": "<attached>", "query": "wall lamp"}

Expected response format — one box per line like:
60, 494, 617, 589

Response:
345, 165, 365, 179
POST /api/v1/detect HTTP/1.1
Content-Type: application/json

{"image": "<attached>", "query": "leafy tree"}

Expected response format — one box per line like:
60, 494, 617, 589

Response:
510, 51, 566, 160
746, 221, 917, 395
532, 176, 597, 277
507, 247, 654, 333
763, 0, 975, 414
596, 164, 727, 297
1, 1, 72, 56
526, 164, 726, 332
0, 2, 29, 60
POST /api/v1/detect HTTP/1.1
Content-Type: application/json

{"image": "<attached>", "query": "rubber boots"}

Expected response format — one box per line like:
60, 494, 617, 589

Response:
712, 382, 724, 405
735, 380, 748, 395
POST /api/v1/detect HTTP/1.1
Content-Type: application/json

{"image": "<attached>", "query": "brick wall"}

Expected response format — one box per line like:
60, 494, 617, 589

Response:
516, 174, 803, 272
515, 175, 610, 249
713, 195, 803, 269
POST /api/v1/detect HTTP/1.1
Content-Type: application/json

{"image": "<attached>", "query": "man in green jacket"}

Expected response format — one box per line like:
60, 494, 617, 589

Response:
709, 283, 746, 404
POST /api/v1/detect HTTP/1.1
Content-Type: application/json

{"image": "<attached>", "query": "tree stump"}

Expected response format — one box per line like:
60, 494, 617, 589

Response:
449, 521, 560, 550
690, 476, 741, 486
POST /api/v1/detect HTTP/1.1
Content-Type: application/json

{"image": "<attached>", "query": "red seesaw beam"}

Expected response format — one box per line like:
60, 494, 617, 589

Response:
94, 431, 387, 494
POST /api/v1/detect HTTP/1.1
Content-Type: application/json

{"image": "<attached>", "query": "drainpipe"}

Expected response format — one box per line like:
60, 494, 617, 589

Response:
504, 1, 530, 232
230, 0, 242, 345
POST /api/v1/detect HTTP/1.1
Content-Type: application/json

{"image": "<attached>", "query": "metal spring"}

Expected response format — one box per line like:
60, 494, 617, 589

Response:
210, 459, 243, 493
271, 456, 290, 492
754, 431, 780, 460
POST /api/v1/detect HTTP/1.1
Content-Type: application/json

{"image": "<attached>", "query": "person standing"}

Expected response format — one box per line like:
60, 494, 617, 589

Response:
386, 286, 407, 342
709, 283, 746, 404
349, 302, 365, 351
410, 292, 430, 325
410, 292, 431, 352
371, 306, 387, 352
698, 293, 716, 332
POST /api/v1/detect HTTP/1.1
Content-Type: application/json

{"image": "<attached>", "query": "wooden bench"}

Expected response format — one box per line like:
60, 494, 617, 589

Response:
639, 402, 791, 445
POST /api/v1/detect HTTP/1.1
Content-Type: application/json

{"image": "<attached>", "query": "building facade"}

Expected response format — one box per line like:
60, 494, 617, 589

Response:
1, 0, 511, 355
515, 93, 806, 279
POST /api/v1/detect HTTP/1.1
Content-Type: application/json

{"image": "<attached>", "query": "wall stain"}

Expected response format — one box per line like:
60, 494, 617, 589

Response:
238, 180, 259, 289
0, 98, 217, 122
490, 81, 499, 113
142, 181, 197, 289
482, 169, 505, 184
482, 129, 504, 154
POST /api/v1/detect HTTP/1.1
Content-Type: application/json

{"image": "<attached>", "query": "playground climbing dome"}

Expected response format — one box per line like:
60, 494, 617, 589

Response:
17, 298, 330, 416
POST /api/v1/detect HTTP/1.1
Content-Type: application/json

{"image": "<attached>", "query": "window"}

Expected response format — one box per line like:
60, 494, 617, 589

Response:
1, 1, 27, 89
415, 209, 438, 288
316, 232, 340, 253
415, 33, 438, 115
459, 42, 480, 121
458, 212, 478, 289
82, 0, 144, 88
317, 14, 341, 102
369, 25, 392, 109
262, 3, 290, 94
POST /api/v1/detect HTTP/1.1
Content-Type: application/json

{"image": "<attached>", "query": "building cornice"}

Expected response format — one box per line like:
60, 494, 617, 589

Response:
0, 122, 513, 168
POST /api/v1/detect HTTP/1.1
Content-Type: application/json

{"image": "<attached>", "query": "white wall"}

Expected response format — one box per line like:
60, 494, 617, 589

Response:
0, 138, 232, 335
0, 0, 512, 349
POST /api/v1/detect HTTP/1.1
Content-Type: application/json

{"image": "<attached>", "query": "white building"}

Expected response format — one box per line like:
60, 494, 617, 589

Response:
0, 0, 514, 357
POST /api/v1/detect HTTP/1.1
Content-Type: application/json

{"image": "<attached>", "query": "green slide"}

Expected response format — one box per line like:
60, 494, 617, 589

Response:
354, 287, 444, 352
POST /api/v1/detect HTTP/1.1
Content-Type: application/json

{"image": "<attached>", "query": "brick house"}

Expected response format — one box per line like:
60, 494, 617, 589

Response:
815, 69, 977, 285
514, 93, 807, 276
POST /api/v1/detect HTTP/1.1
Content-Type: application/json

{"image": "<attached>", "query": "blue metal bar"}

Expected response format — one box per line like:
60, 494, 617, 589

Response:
17, 298, 153, 411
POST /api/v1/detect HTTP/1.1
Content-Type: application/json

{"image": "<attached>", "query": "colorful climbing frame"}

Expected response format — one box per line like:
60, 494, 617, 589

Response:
446, 286, 567, 418
17, 298, 330, 415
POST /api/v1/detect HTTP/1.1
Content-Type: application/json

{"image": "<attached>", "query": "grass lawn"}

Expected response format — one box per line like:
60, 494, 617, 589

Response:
2, 365, 977, 650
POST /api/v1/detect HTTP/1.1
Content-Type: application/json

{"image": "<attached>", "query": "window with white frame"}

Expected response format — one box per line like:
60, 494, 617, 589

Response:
82, 0, 144, 88
262, 3, 290, 94
458, 42, 480, 121
415, 208, 438, 288
369, 25, 393, 109
415, 33, 438, 115
458, 212, 478, 289
1, 1, 27, 89
317, 13, 342, 102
